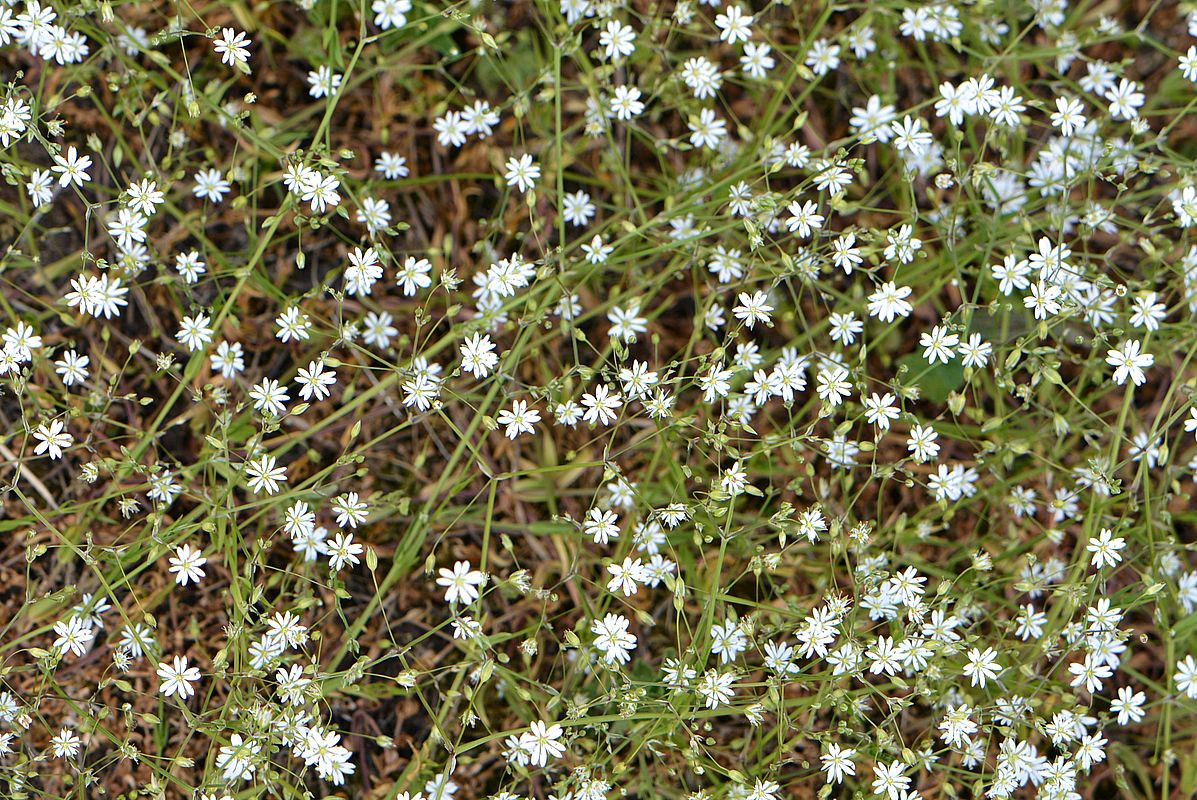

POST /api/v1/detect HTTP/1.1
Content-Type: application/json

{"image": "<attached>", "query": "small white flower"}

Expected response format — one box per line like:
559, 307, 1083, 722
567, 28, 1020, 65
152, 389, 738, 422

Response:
519, 720, 566, 767
591, 613, 636, 663
244, 455, 287, 495
436, 560, 485, 604
157, 655, 201, 699
714, 5, 753, 44
213, 27, 251, 67
496, 399, 541, 439
51, 146, 91, 187
460, 333, 498, 378
962, 646, 1001, 688
168, 544, 208, 586
504, 154, 541, 193
1105, 339, 1153, 387
32, 419, 72, 459
1050, 96, 1086, 136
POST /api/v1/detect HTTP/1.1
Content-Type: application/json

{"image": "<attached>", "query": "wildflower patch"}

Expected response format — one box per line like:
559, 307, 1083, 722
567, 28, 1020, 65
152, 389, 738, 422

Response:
0, 1, 1195, 799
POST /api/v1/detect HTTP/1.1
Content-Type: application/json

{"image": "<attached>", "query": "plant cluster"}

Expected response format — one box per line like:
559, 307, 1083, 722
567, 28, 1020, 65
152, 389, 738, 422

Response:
2, 0, 1197, 799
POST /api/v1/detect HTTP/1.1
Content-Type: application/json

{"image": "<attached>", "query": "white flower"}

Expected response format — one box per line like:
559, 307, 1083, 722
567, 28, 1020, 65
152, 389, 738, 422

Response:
373, 0, 412, 29
51, 145, 91, 187
157, 655, 201, 699
581, 385, 623, 426
850, 95, 897, 142
1050, 96, 1086, 136
1181, 46, 1197, 82
375, 151, 410, 179
1105, 339, 1153, 387
213, 27, 251, 67
435, 111, 468, 147
871, 761, 910, 800
504, 154, 541, 192
695, 669, 737, 708
32, 419, 72, 459
720, 462, 749, 496
732, 291, 774, 329
54, 350, 89, 386
306, 65, 342, 98
714, 5, 753, 44
1130, 292, 1167, 331
50, 728, 81, 758
26, 169, 54, 206
276, 307, 312, 342
326, 532, 364, 571
805, 38, 840, 75
962, 646, 1001, 687
302, 172, 341, 212
1087, 528, 1125, 569
608, 303, 647, 341
295, 360, 337, 401
215, 733, 260, 782
396, 256, 433, 296
193, 169, 231, 202
710, 619, 748, 663
608, 85, 645, 120
680, 56, 722, 99
815, 366, 852, 407
920, 325, 958, 365
1111, 686, 1146, 725
889, 115, 932, 154
863, 393, 899, 431
332, 492, 369, 528
205, 340, 243, 379
250, 378, 290, 416
244, 455, 287, 495
1068, 654, 1112, 693
460, 332, 498, 378
53, 616, 94, 657
1024, 281, 1061, 320
168, 544, 208, 586
344, 246, 383, 296
123, 177, 163, 215
867, 282, 913, 323
497, 399, 541, 439
820, 743, 857, 784
1104, 78, 1144, 120
958, 333, 992, 368
584, 508, 620, 544
688, 108, 727, 150
519, 720, 566, 767
598, 20, 636, 60
562, 190, 596, 226
786, 200, 824, 237
436, 560, 485, 604
989, 85, 1025, 126
591, 613, 636, 663
1175, 654, 1197, 698
462, 100, 500, 137
606, 556, 647, 596
740, 42, 774, 79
